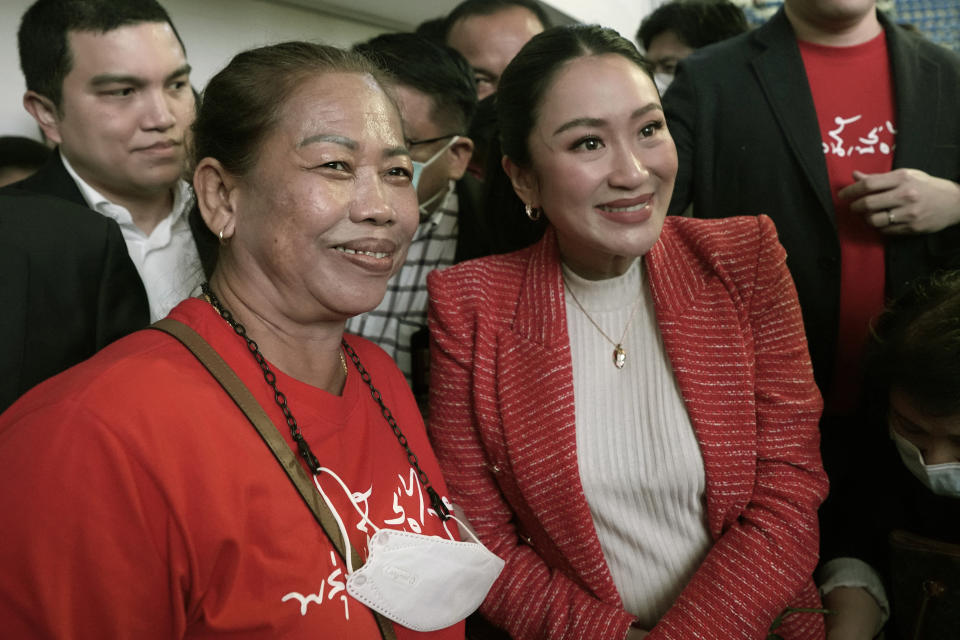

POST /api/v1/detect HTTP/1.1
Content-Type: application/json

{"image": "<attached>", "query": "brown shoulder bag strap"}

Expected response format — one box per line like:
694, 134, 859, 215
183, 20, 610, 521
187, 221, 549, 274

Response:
152, 318, 397, 640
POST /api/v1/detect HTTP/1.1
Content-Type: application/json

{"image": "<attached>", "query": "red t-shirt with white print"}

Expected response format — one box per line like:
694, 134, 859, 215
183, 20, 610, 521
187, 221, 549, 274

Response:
0, 298, 464, 640
799, 31, 894, 414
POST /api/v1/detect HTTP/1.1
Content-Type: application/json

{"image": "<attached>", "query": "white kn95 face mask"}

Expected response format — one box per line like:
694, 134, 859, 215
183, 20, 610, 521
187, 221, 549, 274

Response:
313, 468, 504, 632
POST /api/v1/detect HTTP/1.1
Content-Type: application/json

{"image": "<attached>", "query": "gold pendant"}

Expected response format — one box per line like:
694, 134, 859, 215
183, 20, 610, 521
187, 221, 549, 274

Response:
613, 345, 626, 369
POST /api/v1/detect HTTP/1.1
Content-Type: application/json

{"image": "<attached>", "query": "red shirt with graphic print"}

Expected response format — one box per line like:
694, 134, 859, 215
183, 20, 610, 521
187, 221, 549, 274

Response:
800, 32, 894, 414
0, 298, 464, 640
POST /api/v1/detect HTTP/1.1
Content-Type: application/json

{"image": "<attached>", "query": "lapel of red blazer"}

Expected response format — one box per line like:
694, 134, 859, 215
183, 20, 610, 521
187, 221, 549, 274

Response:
493, 221, 758, 599
644, 220, 756, 538
494, 229, 623, 604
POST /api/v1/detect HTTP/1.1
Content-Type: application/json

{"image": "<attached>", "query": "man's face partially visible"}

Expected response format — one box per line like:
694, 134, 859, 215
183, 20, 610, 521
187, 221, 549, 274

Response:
393, 84, 456, 207
48, 21, 194, 203
784, 0, 878, 32
446, 6, 543, 100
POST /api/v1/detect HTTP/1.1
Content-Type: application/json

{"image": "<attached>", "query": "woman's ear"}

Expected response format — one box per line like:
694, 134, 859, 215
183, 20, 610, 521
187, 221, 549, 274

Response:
502, 155, 539, 208
193, 158, 238, 242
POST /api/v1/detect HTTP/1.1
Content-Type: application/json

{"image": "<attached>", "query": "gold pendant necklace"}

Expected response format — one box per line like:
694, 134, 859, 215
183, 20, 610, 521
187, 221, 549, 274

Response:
564, 280, 644, 370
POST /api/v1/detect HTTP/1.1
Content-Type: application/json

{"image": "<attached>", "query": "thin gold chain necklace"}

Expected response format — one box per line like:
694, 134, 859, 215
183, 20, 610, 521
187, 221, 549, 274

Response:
563, 280, 644, 369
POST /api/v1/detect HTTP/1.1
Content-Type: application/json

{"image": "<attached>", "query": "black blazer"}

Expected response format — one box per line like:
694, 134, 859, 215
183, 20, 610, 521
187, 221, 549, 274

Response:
15, 150, 219, 281
663, 8, 960, 392
0, 191, 149, 412
14, 150, 88, 208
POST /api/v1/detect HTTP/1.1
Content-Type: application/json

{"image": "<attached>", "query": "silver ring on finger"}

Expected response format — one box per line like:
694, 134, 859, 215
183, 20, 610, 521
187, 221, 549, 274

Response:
887, 210, 895, 225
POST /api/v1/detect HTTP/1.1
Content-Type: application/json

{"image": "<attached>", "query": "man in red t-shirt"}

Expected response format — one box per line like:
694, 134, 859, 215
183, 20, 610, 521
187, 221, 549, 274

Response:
663, 1, 960, 638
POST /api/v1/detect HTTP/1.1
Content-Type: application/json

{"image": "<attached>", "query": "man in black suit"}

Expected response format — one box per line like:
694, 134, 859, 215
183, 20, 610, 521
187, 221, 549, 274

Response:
0, 192, 148, 412
662, 1, 960, 636
664, 1, 960, 400
13, 0, 204, 323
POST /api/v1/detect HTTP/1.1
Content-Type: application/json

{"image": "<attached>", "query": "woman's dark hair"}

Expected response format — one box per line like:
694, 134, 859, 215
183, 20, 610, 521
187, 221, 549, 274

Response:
189, 41, 389, 276
864, 270, 960, 416
193, 41, 386, 177
483, 25, 654, 253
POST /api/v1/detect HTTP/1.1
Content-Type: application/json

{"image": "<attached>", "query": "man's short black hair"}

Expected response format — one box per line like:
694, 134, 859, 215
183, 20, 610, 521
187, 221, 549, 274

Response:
637, 0, 748, 51
353, 33, 478, 135
414, 16, 447, 44
18, 0, 186, 108
443, 0, 551, 42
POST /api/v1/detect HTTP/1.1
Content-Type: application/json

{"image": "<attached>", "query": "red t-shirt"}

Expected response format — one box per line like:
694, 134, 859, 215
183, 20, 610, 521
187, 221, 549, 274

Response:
0, 298, 464, 639
799, 32, 894, 414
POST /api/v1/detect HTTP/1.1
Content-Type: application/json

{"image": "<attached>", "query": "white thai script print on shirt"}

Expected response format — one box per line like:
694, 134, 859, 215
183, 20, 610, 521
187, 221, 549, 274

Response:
822, 114, 897, 158
281, 467, 454, 621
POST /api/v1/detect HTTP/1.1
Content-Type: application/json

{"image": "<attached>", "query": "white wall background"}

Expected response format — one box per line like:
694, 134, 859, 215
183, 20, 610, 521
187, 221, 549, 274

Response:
0, 0, 389, 139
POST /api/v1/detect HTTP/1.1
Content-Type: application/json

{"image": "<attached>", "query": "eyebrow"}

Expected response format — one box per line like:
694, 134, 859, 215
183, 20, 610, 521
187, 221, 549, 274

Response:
89, 64, 192, 88
385, 146, 411, 158
298, 134, 410, 158
552, 103, 663, 136
300, 134, 356, 150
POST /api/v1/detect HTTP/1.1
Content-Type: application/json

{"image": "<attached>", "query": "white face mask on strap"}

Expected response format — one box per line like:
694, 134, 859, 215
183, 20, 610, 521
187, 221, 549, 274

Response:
417, 179, 454, 218
891, 429, 960, 498
313, 468, 504, 632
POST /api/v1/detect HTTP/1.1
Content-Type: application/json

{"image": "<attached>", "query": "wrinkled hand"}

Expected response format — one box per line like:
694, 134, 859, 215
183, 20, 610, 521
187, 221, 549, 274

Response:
625, 627, 649, 639
838, 169, 960, 234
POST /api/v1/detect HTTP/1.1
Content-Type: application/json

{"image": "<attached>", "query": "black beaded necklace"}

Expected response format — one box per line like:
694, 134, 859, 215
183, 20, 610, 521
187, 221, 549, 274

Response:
201, 283, 450, 521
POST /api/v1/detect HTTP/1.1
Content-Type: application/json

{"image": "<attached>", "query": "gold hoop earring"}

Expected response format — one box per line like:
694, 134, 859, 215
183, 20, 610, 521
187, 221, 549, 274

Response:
524, 203, 541, 221
218, 227, 226, 243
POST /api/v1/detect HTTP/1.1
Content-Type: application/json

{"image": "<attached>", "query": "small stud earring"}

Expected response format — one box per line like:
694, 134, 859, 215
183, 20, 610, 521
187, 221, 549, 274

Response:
524, 203, 541, 221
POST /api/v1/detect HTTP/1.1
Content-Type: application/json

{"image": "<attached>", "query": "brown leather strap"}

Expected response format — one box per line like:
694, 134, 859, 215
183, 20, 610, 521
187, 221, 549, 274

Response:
152, 318, 397, 640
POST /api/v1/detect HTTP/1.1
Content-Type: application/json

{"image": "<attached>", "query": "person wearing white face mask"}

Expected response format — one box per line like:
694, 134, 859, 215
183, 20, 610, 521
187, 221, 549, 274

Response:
410, 134, 462, 216
346, 34, 478, 395
818, 270, 960, 640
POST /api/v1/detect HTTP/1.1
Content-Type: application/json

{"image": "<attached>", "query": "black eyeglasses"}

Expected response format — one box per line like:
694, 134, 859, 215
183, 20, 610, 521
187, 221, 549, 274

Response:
406, 134, 458, 147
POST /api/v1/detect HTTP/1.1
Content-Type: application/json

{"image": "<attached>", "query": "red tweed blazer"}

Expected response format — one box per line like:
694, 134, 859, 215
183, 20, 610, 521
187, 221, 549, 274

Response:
427, 216, 828, 640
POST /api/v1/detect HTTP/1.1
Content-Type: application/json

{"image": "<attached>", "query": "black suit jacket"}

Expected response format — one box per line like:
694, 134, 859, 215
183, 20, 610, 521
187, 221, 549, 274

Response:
0, 191, 149, 412
664, 8, 960, 392
15, 150, 88, 208
15, 150, 218, 283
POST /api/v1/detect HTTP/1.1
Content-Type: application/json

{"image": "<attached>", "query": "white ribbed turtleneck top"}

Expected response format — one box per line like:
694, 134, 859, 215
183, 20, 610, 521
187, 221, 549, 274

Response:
562, 259, 712, 629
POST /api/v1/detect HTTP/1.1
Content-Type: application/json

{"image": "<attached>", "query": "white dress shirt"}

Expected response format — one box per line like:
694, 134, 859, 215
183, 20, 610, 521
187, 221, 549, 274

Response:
62, 155, 203, 322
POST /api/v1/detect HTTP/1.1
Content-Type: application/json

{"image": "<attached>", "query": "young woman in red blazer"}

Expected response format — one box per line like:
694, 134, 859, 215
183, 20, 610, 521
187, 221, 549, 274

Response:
427, 25, 827, 640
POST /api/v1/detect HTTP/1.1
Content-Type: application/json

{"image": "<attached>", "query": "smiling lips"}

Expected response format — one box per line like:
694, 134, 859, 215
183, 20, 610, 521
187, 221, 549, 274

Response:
596, 194, 654, 223
334, 239, 398, 274
336, 247, 390, 259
